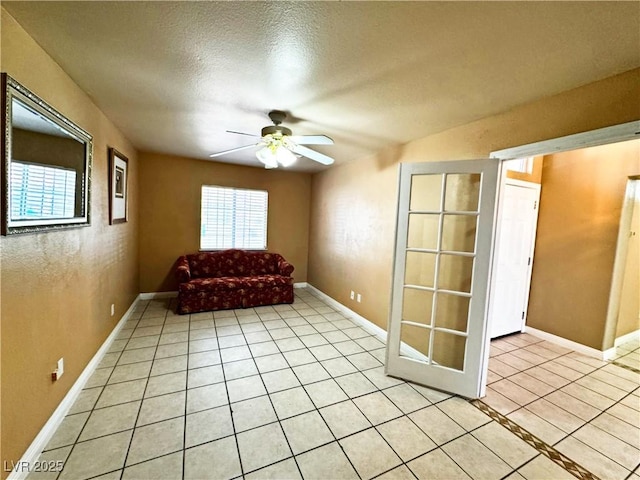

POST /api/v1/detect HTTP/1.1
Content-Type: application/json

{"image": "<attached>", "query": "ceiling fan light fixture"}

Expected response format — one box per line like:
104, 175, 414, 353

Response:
256, 144, 297, 169
211, 110, 334, 168
276, 146, 297, 167
256, 145, 278, 169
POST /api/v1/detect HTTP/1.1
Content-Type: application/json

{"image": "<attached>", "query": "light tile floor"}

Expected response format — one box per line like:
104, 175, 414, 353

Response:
485, 333, 640, 480
27, 288, 639, 480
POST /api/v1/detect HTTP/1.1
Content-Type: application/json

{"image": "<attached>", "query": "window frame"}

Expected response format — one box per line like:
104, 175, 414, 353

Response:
200, 184, 269, 251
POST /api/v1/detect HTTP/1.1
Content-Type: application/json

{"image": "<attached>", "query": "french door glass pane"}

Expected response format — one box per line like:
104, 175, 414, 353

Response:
407, 214, 439, 249
400, 323, 430, 360
441, 214, 477, 252
410, 174, 442, 211
405, 251, 436, 288
437, 254, 474, 293
444, 173, 481, 212
402, 288, 434, 325
432, 331, 466, 371
434, 293, 470, 332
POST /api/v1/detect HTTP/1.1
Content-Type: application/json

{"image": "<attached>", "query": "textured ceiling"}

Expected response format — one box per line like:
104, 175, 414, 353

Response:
3, 1, 640, 172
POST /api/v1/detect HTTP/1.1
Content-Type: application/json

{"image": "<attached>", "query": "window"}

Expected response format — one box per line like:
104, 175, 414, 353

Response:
10, 161, 77, 220
507, 157, 534, 174
200, 185, 268, 250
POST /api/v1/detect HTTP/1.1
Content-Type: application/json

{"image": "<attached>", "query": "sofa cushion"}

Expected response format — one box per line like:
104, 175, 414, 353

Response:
187, 249, 282, 278
242, 274, 293, 288
179, 276, 245, 294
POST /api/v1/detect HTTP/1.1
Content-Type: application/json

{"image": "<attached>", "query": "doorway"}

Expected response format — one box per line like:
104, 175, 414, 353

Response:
491, 122, 640, 358
604, 176, 640, 353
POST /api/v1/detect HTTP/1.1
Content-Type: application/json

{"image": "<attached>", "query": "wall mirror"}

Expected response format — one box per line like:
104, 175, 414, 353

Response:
1, 73, 92, 235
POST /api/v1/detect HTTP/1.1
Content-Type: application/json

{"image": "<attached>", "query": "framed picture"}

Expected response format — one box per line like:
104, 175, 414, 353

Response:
108, 148, 128, 224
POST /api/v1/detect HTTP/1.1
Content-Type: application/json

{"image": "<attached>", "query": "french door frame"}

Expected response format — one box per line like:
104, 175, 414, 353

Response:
385, 158, 500, 399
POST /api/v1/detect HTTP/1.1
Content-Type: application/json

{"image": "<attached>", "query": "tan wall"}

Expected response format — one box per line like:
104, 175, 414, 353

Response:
138, 152, 311, 293
616, 191, 640, 338
528, 141, 639, 349
308, 68, 640, 348
1, 9, 139, 474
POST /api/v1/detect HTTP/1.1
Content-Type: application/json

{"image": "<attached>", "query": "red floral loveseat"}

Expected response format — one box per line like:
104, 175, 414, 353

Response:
175, 249, 295, 314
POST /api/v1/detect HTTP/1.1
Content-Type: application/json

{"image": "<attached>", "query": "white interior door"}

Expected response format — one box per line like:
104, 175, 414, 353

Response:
386, 159, 499, 399
490, 182, 541, 338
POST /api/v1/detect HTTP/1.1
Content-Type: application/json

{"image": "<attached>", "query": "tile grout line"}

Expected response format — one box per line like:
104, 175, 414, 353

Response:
470, 399, 600, 480
273, 298, 365, 479
181, 303, 193, 480
611, 360, 640, 375
53, 301, 151, 480
212, 308, 248, 480
233, 305, 298, 478
57, 299, 155, 480
291, 294, 376, 479
117, 300, 165, 480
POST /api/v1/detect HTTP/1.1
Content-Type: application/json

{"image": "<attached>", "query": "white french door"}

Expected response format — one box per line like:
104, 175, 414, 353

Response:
385, 159, 499, 399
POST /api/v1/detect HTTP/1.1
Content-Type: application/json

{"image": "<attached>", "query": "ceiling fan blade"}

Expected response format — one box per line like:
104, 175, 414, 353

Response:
209, 143, 258, 158
289, 135, 334, 145
291, 145, 334, 165
226, 130, 260, 138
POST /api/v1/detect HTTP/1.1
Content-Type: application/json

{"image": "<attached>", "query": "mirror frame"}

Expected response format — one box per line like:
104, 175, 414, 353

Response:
1, 73, 92, 235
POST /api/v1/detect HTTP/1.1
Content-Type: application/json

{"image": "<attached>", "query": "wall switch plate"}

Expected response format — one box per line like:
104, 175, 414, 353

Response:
357, 293, 362, 303
350, 291, 355, 300
111, 304, 115, 316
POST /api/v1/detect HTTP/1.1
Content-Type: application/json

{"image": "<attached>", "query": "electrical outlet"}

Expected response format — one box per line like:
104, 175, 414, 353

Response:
111, 304, 115, 316
350, 290, 355, 300
357, 293, 362, 303
52, 358, 64, 381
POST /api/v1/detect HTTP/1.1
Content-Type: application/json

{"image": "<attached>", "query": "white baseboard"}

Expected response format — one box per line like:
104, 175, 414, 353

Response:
614, 329, 640, 347
139, 291, 177, 300
602, 347, 618, 361
293, 282, 308, 288
7, 296, 141, 480
524, 326, 610, 361
305, 284, 388, 341
304, 284, 431, 360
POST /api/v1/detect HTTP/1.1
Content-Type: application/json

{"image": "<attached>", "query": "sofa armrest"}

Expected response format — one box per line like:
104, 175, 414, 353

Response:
277, 258, 295, 277
175, 256, 191, 283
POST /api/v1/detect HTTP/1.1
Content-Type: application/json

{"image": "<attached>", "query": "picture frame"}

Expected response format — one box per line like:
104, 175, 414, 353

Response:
108, 147, 128, 224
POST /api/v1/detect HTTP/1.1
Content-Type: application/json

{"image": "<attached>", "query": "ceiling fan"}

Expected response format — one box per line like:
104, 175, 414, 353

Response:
209, 110, 334, 169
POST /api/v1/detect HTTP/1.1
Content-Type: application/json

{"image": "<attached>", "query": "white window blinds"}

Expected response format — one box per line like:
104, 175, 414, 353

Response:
200, 185, 268, 250
10, 161, 77, 219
